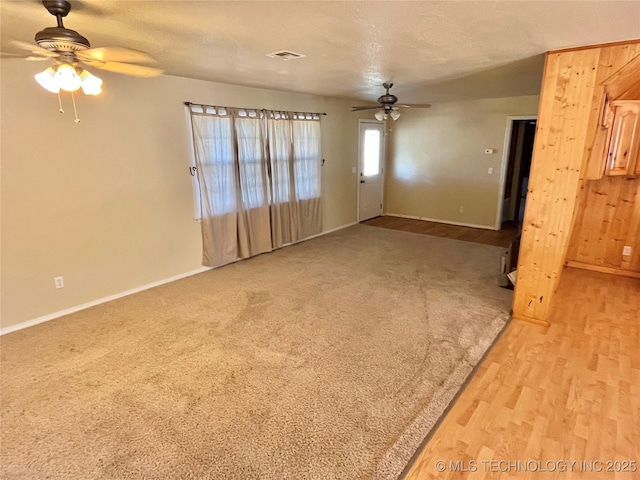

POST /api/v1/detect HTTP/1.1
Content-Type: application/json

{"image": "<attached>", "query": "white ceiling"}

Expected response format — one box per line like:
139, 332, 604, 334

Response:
1, 1, 639, 103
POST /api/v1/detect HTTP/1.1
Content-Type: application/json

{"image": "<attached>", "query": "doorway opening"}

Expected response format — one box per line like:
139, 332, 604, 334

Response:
498, 118, 536, 230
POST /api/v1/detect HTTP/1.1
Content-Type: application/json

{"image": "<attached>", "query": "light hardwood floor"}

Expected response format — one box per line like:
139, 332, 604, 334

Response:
403, 267, 640, 479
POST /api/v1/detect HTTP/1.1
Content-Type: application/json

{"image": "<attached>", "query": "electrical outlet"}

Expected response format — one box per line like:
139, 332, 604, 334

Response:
459, 206, 464, 213
54, 276, 64, 289
622, 246, 632, 256
488, 167, 494, 174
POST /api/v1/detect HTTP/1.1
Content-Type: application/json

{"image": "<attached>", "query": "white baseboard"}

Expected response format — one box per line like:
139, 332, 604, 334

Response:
0, 221, 359, 336
302, 221, 359, 241
383, 213, 496, 231
0, 266, 212, 336
279, 221, 359, 248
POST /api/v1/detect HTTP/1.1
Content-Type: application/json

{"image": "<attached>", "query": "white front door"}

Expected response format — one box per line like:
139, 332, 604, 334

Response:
358, 121, 385, 221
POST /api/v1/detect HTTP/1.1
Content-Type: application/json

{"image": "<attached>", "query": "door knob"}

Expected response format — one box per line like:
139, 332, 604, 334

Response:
360, 180, 365, 183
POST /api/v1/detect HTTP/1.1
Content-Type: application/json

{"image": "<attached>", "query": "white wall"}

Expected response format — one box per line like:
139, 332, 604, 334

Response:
385, 95, 540, 228
1, 60, 362, 330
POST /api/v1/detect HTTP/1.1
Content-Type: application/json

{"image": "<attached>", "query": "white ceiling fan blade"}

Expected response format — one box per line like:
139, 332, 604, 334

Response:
11, 40, 59, 58
351, 106, 382, 111
76, 47, 158, 65
89, 61, 164, 77
26, 56, 51, 61
0, 52, 49, 61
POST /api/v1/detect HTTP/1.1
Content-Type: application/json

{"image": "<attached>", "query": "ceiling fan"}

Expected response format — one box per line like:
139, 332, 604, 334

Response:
352, 82, 431, 121
4, 0, 163, 119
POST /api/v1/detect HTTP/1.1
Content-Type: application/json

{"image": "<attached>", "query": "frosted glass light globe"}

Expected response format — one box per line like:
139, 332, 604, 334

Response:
55, 64, 82, 92
34, 67, 60, 93
80, 70, 103, 95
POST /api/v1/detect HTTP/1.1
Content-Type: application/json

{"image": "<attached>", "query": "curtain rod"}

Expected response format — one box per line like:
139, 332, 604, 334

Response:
184, 101, 326, 116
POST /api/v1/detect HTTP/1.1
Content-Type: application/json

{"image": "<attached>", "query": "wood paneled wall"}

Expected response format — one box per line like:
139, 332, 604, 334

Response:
513, 41, 640, 324
567, 176, 640, 274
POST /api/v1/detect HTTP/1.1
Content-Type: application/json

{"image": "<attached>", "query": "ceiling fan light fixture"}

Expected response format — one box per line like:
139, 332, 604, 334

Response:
35, 63, 104, 95
80, 69, 102, 95
352, 83, 430, 120
34, 66, 60, 93
55, 63, 82, 91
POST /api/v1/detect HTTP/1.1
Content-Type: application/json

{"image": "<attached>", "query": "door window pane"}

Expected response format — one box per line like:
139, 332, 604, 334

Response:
363, 129, 381, 176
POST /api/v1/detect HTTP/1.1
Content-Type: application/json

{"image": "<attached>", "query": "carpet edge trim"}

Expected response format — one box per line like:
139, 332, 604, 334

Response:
393, 313, 513, 479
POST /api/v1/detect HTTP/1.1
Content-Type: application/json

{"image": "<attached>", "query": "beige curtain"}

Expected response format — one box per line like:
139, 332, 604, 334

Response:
267, 113, 297, 248
190, 109, 239, 267
292, 116, 322, 239
189, 105, 322, 267
267, 111, 323, 246
234, 113, 272, 258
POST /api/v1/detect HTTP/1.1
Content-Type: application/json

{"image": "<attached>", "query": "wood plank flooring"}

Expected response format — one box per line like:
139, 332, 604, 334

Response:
403, 267, 640, 480
363, 216, 519, 248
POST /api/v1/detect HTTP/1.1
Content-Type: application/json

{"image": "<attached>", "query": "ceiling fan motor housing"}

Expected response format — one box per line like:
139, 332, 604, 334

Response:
377, 93, 398, 105
35, 27, 90, 52
36, 0, 90, 52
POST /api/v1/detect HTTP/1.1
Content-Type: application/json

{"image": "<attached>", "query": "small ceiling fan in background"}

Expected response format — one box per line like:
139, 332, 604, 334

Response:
2, 0, 163, 121
352, 82, 431, 121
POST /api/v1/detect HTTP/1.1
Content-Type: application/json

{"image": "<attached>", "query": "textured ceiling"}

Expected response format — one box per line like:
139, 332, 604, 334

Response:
1, 1, 639, 103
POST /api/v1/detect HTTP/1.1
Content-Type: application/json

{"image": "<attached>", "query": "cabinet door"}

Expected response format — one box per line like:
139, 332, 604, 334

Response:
606, 102, 640, 176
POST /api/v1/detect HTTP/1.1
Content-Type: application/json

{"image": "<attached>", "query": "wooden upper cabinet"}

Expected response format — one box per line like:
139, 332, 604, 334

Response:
584, 55, 640, 180
605, 101, 640, 176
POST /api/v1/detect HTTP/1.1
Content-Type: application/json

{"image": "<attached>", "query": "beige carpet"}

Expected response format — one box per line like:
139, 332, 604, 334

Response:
0, 225, 511, 479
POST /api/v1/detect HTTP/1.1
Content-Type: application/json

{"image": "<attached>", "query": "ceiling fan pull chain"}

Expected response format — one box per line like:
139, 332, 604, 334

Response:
71, 91, 80, 123
57, 91, 64, 114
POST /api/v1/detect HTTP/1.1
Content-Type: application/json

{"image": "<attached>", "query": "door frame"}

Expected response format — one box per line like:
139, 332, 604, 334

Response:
357, 119, 387, 222
495, 115, 538, 230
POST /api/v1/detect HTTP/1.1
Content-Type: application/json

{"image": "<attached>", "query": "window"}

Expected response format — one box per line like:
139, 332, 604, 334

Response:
187, 104, 323, 267
190, 114, 236, 215
235, 117, 266, 209
293, 119, 321, 200
268, 118, 293, 204
362, 129, 381, 177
